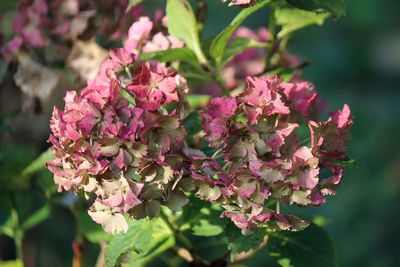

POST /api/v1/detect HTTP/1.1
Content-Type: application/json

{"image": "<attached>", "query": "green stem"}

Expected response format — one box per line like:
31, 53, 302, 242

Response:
160, 210, 193, 250
14, 234, 23, 260
276, 200, 280, 214
124, 66, 132, 79
10, 194, 23, 260
121, 88, 136, 106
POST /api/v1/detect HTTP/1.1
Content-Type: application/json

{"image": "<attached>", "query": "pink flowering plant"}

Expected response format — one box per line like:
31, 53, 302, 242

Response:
2, 0, 354, 266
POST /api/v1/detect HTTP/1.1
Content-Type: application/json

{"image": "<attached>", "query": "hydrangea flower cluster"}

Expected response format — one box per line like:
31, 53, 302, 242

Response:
124, 15, 184, 53
47, 47, 192, 234
40, 2, 353, 236
1, 0, 143, 61
0, 3, 187, 115
196, 26, 305, 95
189, 75, 352, 232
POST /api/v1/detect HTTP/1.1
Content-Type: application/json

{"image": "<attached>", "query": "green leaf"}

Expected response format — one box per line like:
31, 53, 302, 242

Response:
209, 0, 271, 64
192, 217, 226, 237
0, 144, 36, 190
166, 0, 207, 64
37, 169, 58, 196
123, 234, 175, 267
0, 260, 23, 267
20, 204, 51, 232
191, 206, 226, 237
182, 111, 201, 136
287, 0, 345, 18
140, 48, 199, 66
105, 218, 174, 267
21, 149, 54, 177
177, 63, 212, 81
278, 258, 294, 267
226, 223, 266, 260
267, 224, 338, 267
275, 5, 329, 38
180, 197, 226, 237
187, 95, 211, 108
0, 216, 14, 238
221, 37, 268, 66
337, 157, 358, 169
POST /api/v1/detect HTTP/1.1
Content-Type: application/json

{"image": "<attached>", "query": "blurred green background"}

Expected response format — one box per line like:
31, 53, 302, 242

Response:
1, 0, 400, 266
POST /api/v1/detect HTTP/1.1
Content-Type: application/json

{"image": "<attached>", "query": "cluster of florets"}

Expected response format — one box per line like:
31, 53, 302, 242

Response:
42, 7, 353, 235
1, 0, 142, 61
198, 26, 305, 95
226, 27, 305, 88
1, 0, 180, 63
0, 3, 186, 115
47, 47, 192, 234
189, 75, 352, 233
124, 15, 184, 54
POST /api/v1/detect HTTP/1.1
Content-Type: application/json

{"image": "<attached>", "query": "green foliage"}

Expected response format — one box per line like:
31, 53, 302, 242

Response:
19, 204, 51, 232
0, 260, 23, 267
0, 203, 50, 239
105, 218, 174, 267
226, 224, 266, 261
183, 111, 202, 135
140, 48, 199, 66
21, 149, 54, 177
177, 63, 212, 81
275, 5, 329, 38
36, 169, 58, 197
181, 197, 227, 237
337, 157, 358, 169
209, 0, 271, 65
0, 145, 36, 190
166, 0, 207, 64
1, 0, 352, 264
267, 224, 338, 267
287, 0, 345, 18
192, 218, 225, 237
0, 215, 14, 238
187, 95, 211, 108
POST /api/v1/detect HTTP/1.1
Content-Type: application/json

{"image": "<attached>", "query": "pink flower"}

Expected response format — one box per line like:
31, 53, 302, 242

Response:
48, 47, 189, 233
330, 104, 352, 129
238, 76, 290, 124
1, 36, 23, 63
13, 0, 48, 48
88, 201, 129, 234
201, 97, 237, 144
282, 80, 317, 116
142, 32, 184, 53
124, 17, 154, 52
101, 176, 143, 212
309, 104, 353, 160
289, 146, 319, 190
127, 61, 180, 110
190, 74, 352, 232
